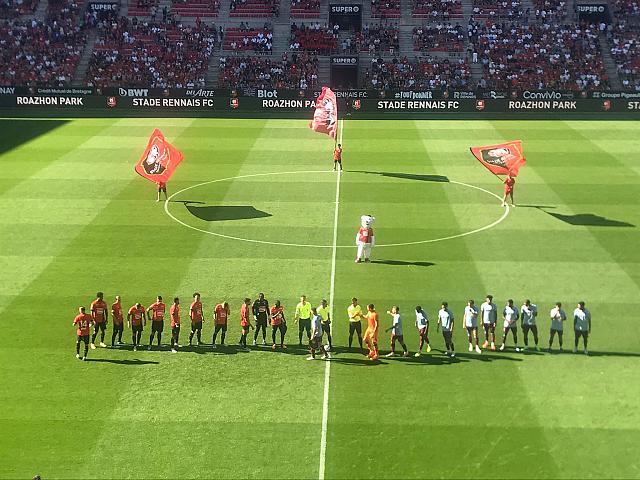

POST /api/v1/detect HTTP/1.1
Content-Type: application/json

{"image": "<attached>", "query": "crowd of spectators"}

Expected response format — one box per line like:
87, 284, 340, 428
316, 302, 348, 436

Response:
226, 23, 273, 53
290, 22, 337, 54
351, 23, 399, 53
472, 0, 523, 20
371, 0, 400, 19
473, 22, 609, 91
532, 0, 566, 22
0, 0, 38, 18
608, 21, 640, 91
364, 56, 471, 90
86, 17, 216, 88
413, 23, 465, 52
612, 0, 639, 17
218, 51, 318, 89
412, 0, 462, 20
0, 0, 85, 86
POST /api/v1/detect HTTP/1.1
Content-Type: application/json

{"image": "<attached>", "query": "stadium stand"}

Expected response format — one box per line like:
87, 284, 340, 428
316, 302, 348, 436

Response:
353, 23, 400, 54
290, 0, 319, 19
223, 24, 273, 53
473, 22, 609, 90
218, 51, 318, 88
364, 56, 471, 89
86, 17, 216, 87
472, 0, 523, 20
371, 0, 400, 19
290, 22, 337, 54
128, 0, 158, 18
608, 20, 640, 90
412, 0, 463, 20
413, 23, 465, 52
171, 0, 220, 18
229, 0, 279, 18
532, 0, 567, 22
612, 0, 640, 17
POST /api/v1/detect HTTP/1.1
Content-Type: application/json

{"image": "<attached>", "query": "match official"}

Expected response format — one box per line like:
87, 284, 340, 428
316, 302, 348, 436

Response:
294, 295, 312, 346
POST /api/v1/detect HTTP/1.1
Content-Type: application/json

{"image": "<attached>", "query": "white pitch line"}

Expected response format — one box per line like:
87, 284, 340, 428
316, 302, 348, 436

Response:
319, 119, 343, 480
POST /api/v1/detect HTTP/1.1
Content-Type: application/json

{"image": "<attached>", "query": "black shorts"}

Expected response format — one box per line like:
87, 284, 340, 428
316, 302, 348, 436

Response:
503, 324, 517, 332
391, 334, 404, 342
256, 317, 268, 327
132, 324, 143, 333
309, 337, 322, 349
483, 323, 496, 331
152, 321, 164, 333
322, 322, 331, 335
191, 322, 203, 331
94, 322, 106, 332
299, 318, 311, 331
550, 328, 563, 333
77, 334, 89, 343
442, 330, 453, 342
172, 325, 180, 335
466, 326, 478, 334
575, 329, 589, 339
214, 324, 227, 332
349, 321, 362, 335
113, 323, 124, 332
158, 185, 166, 192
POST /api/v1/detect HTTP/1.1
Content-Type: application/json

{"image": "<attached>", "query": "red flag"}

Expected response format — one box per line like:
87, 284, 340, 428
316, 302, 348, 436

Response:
309, 87, 338, 139
135, 129, 184, 183
470, 140, 526, 176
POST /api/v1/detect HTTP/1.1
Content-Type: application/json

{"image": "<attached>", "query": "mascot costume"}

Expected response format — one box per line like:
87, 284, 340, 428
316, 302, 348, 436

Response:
355, 215, 375, 263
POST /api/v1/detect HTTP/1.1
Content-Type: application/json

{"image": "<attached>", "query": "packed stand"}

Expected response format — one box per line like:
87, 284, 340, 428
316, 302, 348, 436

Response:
128, 0, 159, 17
412, 0, 462, 20
612, 0, 639, 17
290, 22, 337, 54
224, 23, 273, 53
171, 0, 220, 18
472, 0, 523, 20
364, 56, 471, 90
86, 17, 217, 88
352, 23, 399, 54
532, 0, 566, 22
608, 21, 640, 91
290, 0, 319, 18
413, 23, 464, 52
230, 0, 279, 18
0, 0, 38, 18
371, 0, 400, 19
218, 51, 318, 89
0, 0, 85, 86
473, 22, 609, 91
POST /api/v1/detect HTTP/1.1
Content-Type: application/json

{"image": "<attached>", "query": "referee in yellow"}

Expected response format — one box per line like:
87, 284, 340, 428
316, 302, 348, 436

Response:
317, 299, 332, 351
294, 295, 313, 346
347, 297, 364, 350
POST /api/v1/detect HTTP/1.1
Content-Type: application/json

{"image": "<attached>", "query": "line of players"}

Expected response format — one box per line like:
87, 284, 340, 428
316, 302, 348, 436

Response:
72, 292, 592, 361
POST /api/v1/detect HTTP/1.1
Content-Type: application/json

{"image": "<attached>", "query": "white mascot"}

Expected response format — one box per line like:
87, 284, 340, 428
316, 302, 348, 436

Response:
355, 215, 375, 263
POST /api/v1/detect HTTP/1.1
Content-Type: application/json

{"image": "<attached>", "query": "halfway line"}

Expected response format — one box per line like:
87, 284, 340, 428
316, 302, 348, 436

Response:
320, 119, 343, 480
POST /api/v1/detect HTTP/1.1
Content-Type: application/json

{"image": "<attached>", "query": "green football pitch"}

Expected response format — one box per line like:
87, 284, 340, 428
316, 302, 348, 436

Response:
1, 117, 639, 479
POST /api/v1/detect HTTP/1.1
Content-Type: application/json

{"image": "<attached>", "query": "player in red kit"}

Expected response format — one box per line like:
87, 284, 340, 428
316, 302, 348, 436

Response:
212, 301, 230, 349
74, 306, 93, 360
127, 302, 146, 351
156, 181, 167, 202
90, 291, 109, 349
239, 297, 253, 351
111, 295, 124, 346
170, 297, 180, 353
189, 292, 204, 346
270, 300, 287, 349
333, 143, 343, 171
147, 295, 166, 350
501, 174, 516, 207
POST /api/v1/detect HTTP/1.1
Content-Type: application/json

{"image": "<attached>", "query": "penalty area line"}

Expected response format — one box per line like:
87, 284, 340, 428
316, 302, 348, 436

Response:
320, 119, 343, 480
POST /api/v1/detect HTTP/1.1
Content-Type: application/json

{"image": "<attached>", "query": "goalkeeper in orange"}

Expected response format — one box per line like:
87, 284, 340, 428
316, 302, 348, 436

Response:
363, 304, 379, 360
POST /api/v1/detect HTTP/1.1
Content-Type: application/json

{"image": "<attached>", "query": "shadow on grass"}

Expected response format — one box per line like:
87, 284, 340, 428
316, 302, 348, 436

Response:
545, 212, 635, 228
370, 259, 435, 268
85, 358, 159, 365
172, 201, 272, 222
0, 119, 69, 156
350, 170, 449, 183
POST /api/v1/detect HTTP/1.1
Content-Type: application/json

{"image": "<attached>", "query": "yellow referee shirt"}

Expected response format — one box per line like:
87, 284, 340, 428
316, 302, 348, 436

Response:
317, 305, 330, 324
348, 304, 363, 322
295, 301, 312, 320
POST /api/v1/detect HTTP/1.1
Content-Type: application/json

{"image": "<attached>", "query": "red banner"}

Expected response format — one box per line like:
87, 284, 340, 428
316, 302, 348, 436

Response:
309, 87, 338, 139
470, 140, 526, 176
135, 129, 184, 184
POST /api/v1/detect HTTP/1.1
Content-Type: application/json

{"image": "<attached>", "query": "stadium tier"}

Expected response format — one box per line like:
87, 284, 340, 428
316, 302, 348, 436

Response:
0, 0, 638, 91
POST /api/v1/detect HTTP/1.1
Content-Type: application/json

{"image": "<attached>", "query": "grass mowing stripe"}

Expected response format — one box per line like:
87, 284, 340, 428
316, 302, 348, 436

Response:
320, 119, 344, 480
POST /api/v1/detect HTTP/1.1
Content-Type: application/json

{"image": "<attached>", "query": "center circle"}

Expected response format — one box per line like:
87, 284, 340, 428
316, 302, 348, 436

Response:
164, 170, 510, 248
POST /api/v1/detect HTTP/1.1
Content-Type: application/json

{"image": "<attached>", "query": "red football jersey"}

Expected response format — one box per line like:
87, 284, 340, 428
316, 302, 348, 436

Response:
190, 301, 203, 322
128, 305, 145, 326
112, 301, 123, 325
149, 301, 165, 321
240, 304, 250, 327
170, 304, 180, 328
333, 146, 342, 161
215, 303, 229, 325
74, 313, 93, 336
270, 306, 284, 326
358, 227, 373, 244
91, 299, 108, 323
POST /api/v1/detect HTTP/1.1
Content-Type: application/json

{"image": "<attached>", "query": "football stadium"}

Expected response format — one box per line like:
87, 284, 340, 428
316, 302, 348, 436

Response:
1, 0, 640, 477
